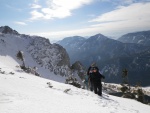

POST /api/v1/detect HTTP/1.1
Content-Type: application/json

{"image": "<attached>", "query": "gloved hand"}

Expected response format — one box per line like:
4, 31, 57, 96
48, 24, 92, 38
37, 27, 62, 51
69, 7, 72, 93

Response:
102, 75, 105, 79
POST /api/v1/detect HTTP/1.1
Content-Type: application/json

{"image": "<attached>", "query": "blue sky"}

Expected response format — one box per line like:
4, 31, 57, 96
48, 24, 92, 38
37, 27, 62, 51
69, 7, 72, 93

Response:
1, 0, 150, 41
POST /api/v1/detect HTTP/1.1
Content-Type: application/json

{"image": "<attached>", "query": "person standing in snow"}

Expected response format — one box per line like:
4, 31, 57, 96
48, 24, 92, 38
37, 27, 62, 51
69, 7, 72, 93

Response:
87, 63, 105, 96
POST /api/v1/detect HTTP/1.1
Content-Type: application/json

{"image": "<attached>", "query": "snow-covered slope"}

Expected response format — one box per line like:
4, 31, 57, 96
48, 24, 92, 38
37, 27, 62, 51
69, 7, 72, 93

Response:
0, 62, 150, 113
0, 26, 71, 82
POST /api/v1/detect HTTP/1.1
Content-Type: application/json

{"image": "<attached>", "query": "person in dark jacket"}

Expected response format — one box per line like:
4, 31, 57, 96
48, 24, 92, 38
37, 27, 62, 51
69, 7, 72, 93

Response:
87, 63, 105, 96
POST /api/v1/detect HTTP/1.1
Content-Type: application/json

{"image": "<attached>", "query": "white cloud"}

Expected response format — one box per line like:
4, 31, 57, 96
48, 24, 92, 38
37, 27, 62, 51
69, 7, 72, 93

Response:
14, 21, 27, 25
47, 0, 92, 10
30, 10, 44, 20
90, 3, 150, 23
41, 7, 71, 19
99, 0, 150, 6
88, 2, 150, 37
30, 0, 93, 20
30, 4, 41, 9
34, 0, 39, 3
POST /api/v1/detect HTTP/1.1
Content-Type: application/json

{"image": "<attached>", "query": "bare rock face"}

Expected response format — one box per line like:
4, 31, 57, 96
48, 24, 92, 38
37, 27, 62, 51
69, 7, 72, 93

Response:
27, 36, 71, 76
0, 26, 71, 77
0, 26, 19, 35
71, 61, 86, 80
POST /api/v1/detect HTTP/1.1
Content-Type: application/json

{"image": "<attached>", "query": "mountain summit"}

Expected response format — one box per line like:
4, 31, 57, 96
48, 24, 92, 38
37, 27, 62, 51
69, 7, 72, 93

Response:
0, 26, 19, 35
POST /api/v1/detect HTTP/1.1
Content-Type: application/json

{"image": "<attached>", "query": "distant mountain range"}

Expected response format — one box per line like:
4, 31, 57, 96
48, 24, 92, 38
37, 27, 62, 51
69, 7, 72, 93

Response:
118, 30, 150, 46
57, 31, 150, 86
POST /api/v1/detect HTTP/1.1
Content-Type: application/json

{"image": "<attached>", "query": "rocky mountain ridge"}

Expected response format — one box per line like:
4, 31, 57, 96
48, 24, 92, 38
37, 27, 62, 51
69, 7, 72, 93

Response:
0, 26, 78, 81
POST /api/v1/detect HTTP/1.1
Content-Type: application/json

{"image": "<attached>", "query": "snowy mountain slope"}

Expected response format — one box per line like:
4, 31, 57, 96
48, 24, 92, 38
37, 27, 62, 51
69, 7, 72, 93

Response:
0, 39, 66, 83
0, 63, 150, 113
118, 30, 150, 46
0, 26, 72, 83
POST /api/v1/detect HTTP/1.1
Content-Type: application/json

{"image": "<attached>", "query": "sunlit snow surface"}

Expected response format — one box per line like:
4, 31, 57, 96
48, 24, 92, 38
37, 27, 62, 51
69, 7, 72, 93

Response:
0, 61, 150, 113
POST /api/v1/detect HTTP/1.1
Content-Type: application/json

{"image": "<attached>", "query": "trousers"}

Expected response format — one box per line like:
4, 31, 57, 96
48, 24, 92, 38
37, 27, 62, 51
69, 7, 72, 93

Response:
90, 80, 102, 96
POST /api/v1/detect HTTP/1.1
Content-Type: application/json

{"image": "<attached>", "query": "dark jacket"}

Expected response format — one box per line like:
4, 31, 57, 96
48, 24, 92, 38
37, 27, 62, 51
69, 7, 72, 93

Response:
88, 66, 105, 83
91, 71, 104, 83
